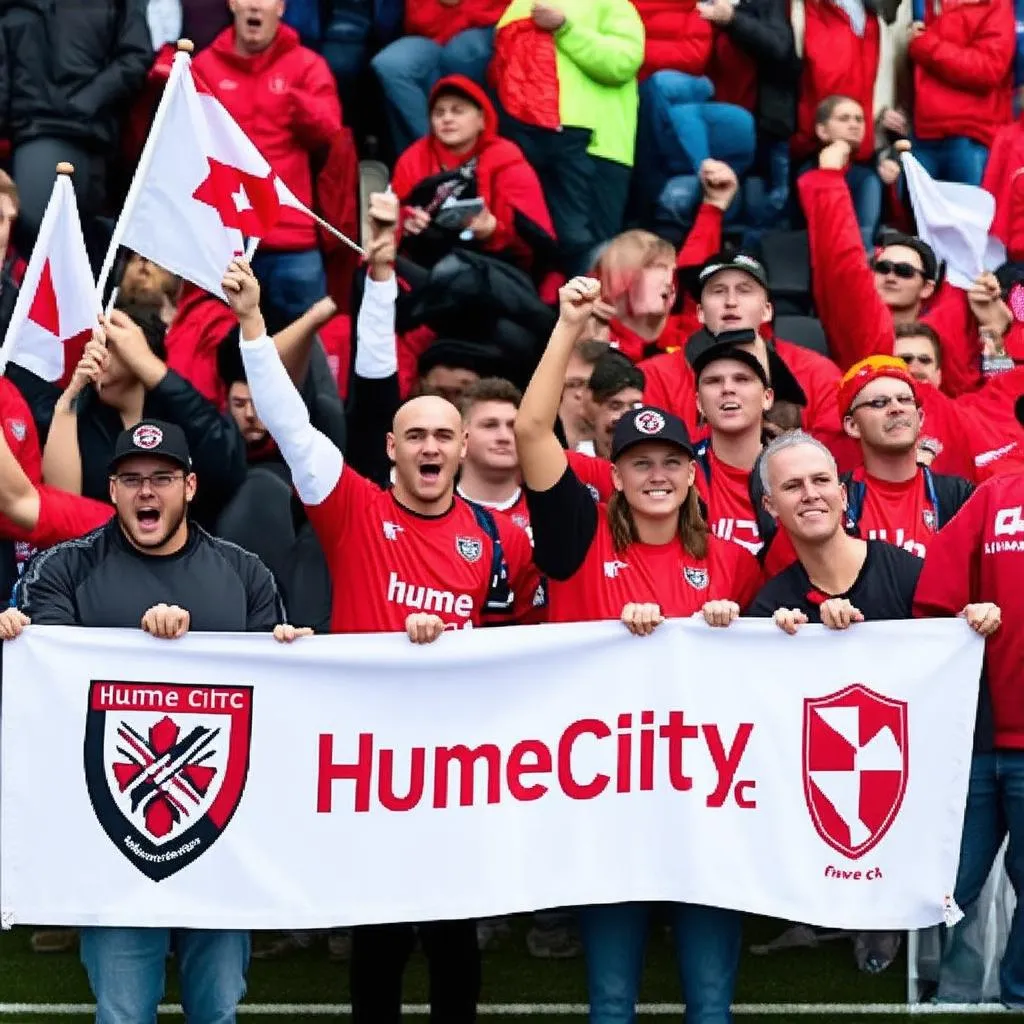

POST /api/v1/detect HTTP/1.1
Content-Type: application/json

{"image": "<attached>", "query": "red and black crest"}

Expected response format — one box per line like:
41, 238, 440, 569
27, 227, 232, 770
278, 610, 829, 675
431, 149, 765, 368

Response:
84, 681, 252, 881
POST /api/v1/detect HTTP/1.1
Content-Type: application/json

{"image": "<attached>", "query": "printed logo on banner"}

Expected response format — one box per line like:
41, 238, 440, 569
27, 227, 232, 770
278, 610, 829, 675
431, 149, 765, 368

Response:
83, 681, 253, 881
802, 684, 908, 860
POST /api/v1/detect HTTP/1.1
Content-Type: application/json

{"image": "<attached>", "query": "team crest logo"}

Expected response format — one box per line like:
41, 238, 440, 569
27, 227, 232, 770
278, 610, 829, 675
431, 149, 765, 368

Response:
84, 681, 252, 881
132, 424, 163, 450
634, 410, 665, 435
683, 566, 709, 589
5, 418, 26, 442
923, 508, 937, 531
268, 75, 288, 94
456, 536, 483, 563
802, 684, 908, 860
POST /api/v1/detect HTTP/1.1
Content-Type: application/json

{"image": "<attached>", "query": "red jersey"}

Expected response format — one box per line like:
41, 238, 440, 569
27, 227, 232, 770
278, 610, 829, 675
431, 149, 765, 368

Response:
913, 473, 1024, 747
848, 470, 936, 558
30, 488, 115, 549
306, 466, 541, 634
526, 466, 762, 624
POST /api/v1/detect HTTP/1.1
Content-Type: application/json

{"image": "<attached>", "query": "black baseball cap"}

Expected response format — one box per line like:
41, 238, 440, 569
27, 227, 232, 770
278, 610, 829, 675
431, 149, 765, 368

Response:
109, 419, 192, 474
690, 337, 771, 388
687, 251, 770, 301
611, 405, 695, 462
685, 328, 807, 406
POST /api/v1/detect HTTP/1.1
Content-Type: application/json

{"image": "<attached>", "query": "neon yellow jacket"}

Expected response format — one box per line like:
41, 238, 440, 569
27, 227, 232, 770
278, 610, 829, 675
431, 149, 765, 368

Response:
493, 0, 645, 167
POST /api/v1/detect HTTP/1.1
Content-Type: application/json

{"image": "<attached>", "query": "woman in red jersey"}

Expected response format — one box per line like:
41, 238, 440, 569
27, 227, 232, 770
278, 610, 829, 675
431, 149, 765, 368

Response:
514, 277, 760, 1024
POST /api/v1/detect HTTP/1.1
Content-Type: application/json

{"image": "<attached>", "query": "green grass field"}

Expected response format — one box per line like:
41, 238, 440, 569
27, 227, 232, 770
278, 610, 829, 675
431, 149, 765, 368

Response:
2, 913, 996, 1022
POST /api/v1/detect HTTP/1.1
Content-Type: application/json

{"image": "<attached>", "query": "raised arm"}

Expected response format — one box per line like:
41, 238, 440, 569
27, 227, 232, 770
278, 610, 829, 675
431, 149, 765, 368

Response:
515, 277, 602, 492
226, 260, 344, 506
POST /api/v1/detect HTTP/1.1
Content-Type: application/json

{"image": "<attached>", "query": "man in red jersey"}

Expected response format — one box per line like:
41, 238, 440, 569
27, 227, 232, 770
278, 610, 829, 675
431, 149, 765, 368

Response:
689, 337, 778, 563
230, 198, 538, 1024
914, 398, 1024, 1008
837, 356, 973, 557
456, 377, 531, 538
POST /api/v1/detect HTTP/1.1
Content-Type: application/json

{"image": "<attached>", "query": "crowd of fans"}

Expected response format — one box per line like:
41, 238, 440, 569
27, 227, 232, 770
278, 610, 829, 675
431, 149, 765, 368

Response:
2, 0, 1024, 1020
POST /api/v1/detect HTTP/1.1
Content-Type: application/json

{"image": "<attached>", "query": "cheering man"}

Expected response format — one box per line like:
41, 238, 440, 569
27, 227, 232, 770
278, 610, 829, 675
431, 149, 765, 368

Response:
837, 356, 972, 557
231, 193, 539, 1024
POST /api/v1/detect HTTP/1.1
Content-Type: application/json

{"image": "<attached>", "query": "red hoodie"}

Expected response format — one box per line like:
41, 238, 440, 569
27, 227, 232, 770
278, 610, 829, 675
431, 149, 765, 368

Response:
908, 0, 1014, 147
632, 0, 714, 78
913, 472, 1024, 747
406, 0, 507, 44
164, 285, 239, 407
983, 116, 1024, 261
390, 76, 556, 272
793, 1, 879, 165
193, 25, 342, 251
800, 167, 989, 397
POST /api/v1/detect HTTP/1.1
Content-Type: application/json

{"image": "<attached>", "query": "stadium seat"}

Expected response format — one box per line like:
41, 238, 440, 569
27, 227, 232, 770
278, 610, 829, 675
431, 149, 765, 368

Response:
758, 230, 811, 316
774, 314, 830, 358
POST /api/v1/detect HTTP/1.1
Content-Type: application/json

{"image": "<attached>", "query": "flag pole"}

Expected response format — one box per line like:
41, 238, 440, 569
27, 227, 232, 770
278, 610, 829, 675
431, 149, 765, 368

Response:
94, 39, 196, 306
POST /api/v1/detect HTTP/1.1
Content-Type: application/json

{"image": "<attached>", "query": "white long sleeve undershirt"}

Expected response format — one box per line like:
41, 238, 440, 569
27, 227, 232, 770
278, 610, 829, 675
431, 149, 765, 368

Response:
238, 333, 344, 505
354, 274, 399, 380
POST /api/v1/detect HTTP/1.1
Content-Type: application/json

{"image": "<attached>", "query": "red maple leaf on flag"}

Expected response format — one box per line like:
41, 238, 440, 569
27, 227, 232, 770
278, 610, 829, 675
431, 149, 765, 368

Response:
27, 259, 60, 336
192, 159, 281, 238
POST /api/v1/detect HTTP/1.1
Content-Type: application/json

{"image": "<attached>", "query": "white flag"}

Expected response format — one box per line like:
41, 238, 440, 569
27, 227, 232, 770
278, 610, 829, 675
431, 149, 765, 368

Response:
903, 152, 1007, 290
0, 172, 98, 381
96, 51, 316, 302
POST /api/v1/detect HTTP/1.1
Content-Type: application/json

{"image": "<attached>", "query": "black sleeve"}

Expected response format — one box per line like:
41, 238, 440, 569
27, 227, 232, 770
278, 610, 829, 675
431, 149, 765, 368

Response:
244, 554, 286, 632
524, 465, 599, 582
886, 545, 924, 617
726, 0, 799, 69
145, 370, 248, 516
935, 473, 975, 527
14, 545, 80, 624
345, 374, 400, 489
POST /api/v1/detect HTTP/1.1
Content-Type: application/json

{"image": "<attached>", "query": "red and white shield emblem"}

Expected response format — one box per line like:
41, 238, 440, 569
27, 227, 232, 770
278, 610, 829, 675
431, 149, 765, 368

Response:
802, 684, 908, 860
84, 681, 252, 881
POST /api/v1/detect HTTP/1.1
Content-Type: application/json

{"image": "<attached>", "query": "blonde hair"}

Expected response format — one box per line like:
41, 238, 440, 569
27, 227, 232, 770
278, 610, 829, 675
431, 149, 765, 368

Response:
606, 487, 708, 558
594, 230, 676, 302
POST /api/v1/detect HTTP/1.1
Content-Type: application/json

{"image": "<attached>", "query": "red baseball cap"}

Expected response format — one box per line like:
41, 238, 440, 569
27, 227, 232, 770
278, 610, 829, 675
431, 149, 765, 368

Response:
837, 356, 920, 419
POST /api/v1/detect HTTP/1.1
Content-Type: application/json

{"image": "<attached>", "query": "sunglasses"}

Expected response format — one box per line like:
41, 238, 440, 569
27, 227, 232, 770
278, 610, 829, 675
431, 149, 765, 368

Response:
872, 260, 925, 280
848, 394, 918, 413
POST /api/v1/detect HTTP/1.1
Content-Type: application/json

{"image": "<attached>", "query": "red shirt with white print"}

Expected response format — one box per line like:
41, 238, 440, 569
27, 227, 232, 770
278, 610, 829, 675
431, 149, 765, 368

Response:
525, 466, 762, 624
852, 470, 937, 559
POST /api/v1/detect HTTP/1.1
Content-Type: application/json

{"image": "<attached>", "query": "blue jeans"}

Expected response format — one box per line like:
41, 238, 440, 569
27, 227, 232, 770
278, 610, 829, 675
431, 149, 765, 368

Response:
846, 162, 883, 250
912, 136, 989, 186
80, 927, 250, 1024
578, 901, 742, 1023
250, 248, 327, 325
939, 751, 1024, 1006
371, 28, 494, 154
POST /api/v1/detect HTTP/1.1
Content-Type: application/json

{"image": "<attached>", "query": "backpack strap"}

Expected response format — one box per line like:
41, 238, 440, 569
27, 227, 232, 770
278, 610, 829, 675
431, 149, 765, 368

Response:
694, 438, 712, 484
469, 502, 514, 617
841, 467, 868, 536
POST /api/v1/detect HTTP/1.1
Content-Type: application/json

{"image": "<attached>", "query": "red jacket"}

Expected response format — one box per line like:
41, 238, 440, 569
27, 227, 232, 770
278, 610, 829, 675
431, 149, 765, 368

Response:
913, 472, 1024, 748
983, 116, 1024, 261
633, 0, 714, 78
800, 168, 987, 397
193, 26, 343, 251
165, 285, 239, 407
908, 0, 1014, 147
406, 0, 507, 44
391, 76, 556, 272
793, 1, 879, 164
708, 30, 758, 112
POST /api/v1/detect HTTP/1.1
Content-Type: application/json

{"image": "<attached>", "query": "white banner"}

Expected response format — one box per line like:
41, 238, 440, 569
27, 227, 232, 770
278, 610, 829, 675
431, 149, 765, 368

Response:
1, 620, 981, 932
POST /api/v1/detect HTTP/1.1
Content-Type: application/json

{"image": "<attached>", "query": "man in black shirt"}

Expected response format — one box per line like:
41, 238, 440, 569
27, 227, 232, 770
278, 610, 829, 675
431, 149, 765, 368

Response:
0, 418, 307, 1024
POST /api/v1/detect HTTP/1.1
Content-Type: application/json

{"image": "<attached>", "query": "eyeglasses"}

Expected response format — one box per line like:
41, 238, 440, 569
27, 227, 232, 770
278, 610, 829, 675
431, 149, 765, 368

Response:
111, 472, 184, 490
563, 377, 590, 393
848, 394, 918, 413
899, 353, 935, 366
872, 260, 925, 280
